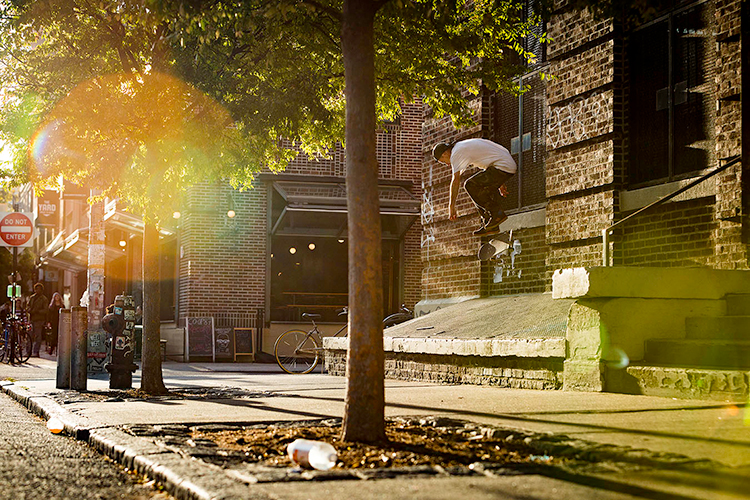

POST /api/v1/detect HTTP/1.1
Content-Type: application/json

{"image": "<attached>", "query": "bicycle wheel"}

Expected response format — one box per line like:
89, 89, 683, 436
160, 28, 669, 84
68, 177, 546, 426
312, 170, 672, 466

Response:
15, 331, 32, 363
274, 329, 319, 374
383, 313, 412, 329
0, 332, 6, 363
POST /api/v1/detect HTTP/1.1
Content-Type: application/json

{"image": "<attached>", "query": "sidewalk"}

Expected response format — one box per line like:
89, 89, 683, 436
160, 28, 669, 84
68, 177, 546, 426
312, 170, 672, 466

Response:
2, 358, 749, 500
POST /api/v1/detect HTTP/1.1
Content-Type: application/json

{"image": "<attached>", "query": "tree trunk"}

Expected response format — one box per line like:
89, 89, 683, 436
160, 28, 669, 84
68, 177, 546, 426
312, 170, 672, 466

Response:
140, 221, 167, 394
340, 0, 385, 444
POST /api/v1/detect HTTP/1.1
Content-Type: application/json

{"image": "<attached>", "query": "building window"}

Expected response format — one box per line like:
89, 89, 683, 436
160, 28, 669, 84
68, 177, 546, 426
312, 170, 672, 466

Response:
266, 177, 419, 322
492, 69, 547, 212
523, 0, 546, 67
627, 1, 715, 186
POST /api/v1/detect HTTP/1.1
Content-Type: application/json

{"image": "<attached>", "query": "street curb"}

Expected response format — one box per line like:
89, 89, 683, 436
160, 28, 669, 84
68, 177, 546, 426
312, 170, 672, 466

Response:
0, 382, 266, 500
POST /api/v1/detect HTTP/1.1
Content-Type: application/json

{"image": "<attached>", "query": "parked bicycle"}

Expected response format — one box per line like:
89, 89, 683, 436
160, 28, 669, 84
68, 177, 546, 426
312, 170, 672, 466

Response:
0, 313, 33, 364
383, 304, 414, 328
274, 304, 414, 374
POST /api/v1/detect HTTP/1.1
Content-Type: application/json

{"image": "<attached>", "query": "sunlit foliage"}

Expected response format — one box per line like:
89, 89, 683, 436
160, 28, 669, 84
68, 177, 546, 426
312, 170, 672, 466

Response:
0, 0, 544, 224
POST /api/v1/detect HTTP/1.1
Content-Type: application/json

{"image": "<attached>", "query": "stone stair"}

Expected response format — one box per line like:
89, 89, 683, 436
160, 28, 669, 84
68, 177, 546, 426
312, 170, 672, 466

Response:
624, 293, 750, 400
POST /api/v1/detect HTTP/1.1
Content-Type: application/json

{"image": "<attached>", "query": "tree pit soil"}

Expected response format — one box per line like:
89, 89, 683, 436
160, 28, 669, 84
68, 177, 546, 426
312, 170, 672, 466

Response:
192, 418, 558, 470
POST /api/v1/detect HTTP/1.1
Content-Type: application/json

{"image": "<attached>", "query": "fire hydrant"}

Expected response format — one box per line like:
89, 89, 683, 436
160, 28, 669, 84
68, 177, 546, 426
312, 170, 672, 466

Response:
103, 295, 137, 389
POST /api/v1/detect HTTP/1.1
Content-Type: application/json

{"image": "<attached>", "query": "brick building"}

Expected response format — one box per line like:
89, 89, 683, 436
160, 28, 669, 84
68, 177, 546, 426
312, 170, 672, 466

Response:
35, 103, 422, 359
418, 0, 748, 315
177, 102, 423, 354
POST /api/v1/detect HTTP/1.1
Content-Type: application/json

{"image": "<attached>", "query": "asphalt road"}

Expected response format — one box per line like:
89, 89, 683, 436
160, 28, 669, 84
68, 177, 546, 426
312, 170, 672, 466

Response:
0, 391, 172, 500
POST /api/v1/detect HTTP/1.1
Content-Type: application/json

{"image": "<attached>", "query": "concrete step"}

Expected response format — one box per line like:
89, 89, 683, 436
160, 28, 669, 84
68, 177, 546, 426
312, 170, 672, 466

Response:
726, 293, 750, 316
644, 339, 750, 370
610, 364, 749, 401
685, 316, 750, 340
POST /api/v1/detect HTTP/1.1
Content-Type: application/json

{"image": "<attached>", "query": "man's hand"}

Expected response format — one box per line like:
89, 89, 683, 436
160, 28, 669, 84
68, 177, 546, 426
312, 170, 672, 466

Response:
499, 184, 508, 197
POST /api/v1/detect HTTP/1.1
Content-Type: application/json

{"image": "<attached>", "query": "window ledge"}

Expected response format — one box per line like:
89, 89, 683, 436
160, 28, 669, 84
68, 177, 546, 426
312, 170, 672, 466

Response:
501, 206, 546, 231
620, 177, 716, 212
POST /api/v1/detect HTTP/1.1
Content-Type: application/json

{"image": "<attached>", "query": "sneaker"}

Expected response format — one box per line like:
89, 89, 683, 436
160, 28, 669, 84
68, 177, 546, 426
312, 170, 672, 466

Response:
473, 224, 489, 235
474, 213, 508, 236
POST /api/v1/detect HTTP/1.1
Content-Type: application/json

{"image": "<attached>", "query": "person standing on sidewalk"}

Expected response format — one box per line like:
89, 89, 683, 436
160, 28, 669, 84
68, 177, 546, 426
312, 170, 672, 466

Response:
47, 292, 64, 355
433, 138, 517, 236
26, 283, 48, 357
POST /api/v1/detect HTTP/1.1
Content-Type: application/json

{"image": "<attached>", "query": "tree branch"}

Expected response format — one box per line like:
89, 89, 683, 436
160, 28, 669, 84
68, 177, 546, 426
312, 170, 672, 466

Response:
299, 0, 342, 21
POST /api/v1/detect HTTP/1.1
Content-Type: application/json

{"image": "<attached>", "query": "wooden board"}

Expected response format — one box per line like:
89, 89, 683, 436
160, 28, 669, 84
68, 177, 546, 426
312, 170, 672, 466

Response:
214, 327, 235, 359
234, 328, 255, 359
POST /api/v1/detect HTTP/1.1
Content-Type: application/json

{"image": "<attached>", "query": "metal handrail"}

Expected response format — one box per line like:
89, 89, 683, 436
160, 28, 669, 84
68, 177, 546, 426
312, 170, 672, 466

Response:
602, 155, 742, 266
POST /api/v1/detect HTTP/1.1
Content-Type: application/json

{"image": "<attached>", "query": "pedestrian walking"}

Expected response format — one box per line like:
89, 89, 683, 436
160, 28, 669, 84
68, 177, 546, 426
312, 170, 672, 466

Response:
26, 283, 48, 357
433, 138, 517, 236
47, 292, 64, 355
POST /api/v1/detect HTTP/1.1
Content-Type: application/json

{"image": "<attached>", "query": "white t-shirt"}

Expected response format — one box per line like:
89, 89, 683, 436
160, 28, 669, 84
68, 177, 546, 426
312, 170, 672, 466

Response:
450, 138, 517, 175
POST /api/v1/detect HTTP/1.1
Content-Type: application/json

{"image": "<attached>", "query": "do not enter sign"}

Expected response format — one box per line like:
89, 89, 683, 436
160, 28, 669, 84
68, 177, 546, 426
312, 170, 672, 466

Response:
0, 212, 34, 248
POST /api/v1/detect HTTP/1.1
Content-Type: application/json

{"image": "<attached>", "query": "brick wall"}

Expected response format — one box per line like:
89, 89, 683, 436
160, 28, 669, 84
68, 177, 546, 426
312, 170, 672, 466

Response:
713, 0, 748, 270
616, 198, 717, 267
178, 181, 267, 321
418, 0, 748, 307
325, 349, 563, 390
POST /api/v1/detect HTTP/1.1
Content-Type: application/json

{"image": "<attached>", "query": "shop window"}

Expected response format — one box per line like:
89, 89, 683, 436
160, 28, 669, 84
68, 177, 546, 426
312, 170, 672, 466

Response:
628, 1, 715, 186
271, 236, 349, 323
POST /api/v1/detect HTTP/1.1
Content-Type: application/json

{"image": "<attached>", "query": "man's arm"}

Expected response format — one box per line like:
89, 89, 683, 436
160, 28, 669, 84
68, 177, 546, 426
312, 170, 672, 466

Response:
449, 171, 461, 220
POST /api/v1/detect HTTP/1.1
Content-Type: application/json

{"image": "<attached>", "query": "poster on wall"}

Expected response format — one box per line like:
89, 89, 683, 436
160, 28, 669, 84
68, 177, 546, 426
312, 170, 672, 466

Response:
186, 317, 214, 362
214, 327, 235, 360
37, 190, 60, 229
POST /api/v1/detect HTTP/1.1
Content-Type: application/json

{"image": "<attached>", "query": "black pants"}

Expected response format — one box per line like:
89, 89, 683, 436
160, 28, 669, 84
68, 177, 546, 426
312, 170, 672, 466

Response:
463, 166, 513, 222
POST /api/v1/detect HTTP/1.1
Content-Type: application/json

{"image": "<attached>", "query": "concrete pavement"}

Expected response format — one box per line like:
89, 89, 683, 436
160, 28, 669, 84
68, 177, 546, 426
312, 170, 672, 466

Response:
1, 358, 749, 500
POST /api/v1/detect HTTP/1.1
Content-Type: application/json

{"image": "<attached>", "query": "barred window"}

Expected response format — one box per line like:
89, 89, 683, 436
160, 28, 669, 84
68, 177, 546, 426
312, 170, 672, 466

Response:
492, 69, 547, 211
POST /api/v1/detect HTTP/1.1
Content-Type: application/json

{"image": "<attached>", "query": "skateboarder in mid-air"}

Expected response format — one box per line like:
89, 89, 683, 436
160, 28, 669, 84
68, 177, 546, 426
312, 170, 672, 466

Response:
433, 138, 517, 236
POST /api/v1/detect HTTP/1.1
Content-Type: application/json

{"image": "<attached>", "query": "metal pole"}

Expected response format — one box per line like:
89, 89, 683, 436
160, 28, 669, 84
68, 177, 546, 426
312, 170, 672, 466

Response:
517, 74, 524, 209
11, 247, 17, 316
70, 306, 87, 391
602, 229, 611, 267
56, 309, 71, 389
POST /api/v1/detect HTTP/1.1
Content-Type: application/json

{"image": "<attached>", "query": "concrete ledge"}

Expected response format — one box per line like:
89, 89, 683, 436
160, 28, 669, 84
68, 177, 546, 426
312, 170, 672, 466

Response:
324, 336, 565, 358
621, 366, 749, 401
414, 296, 479, 318
553, 267, 750, 300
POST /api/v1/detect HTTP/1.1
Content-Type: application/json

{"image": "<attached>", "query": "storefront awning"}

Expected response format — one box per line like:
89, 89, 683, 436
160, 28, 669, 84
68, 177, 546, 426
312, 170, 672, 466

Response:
264, 175, 420, 239
41, 227, 126, 268
103, 199, 176, 237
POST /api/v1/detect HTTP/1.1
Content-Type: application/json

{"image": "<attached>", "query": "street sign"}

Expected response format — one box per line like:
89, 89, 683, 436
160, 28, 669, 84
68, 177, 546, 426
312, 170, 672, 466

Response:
6, 284, 20, 298
0, 212, 34, 248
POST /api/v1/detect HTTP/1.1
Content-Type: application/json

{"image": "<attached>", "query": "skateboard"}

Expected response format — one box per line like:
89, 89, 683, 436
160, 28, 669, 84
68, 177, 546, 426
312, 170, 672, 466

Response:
477, 230, 512, 261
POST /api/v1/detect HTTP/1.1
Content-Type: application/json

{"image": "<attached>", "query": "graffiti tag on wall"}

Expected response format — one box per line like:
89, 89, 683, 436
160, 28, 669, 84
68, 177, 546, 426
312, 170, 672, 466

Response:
421, 164, 436, 249
547, 91, 609, 150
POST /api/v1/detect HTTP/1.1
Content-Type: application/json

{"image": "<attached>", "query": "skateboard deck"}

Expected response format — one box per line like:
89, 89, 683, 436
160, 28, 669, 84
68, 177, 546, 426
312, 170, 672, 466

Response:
478, 231, 512, 261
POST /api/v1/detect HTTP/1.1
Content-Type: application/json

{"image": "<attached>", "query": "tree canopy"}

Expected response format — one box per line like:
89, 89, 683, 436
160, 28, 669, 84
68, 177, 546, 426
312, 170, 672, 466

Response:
0, 0, 543, 220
